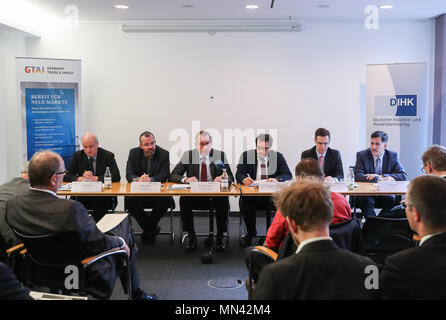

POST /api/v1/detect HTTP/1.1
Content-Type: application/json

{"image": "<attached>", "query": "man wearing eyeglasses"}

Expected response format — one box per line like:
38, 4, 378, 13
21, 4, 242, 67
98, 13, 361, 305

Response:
236, 134, 292, 248
380, 175, 446, 299
125, 131, 171, 245
420, 145, 446, 178
6, 150, 156, 300
64, 133, 120, 222
169, 130, 234, 253
354, 131, 407, 218
301, 128, 344, 182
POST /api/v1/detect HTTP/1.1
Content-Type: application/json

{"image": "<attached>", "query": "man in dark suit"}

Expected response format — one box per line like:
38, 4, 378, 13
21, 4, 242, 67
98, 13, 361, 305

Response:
0, 262, 32, 300
64, 133, 121, 222
236, 134, 292, 247
6, 150, 155, 300
301, 128, 344, 181
125, 131, 171, 244
354, 131, 407, 217
380, 175, 446, 299
170, 130, 234, 252
252, 179, 378, 300
0, 163, 29, 248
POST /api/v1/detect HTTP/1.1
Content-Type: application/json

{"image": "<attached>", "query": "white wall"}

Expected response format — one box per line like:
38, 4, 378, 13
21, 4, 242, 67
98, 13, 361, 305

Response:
0, 26, 27, 183
1, 20, 435, 208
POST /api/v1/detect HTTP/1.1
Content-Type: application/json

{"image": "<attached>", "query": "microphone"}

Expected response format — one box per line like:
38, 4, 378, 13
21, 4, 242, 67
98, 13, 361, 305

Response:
214, 160, 225, 170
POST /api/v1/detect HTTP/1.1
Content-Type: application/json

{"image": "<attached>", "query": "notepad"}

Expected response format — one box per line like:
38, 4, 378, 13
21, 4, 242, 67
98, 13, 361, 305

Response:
167, 184, 190, 190
96, 213, 128, 233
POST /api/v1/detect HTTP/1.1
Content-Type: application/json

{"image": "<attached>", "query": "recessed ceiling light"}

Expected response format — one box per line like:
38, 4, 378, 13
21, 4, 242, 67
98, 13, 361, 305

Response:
114, 4, 129, 9
245, 5, 259, 9
379, 4, 394, 9
181, 4, 195, 8
316, 4, 330, 8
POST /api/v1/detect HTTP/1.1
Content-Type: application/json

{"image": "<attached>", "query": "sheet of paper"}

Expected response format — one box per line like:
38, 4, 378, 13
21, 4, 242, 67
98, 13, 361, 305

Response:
29, 291, 88, 300
96, 213, 128, 233
257, 181, 291, 192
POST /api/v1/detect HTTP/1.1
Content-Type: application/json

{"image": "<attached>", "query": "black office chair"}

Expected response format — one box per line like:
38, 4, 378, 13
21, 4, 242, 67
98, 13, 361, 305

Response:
0, 233, 26, 279
244, 245, 277, 299
329, 219, 366, 255
361, 216, 415, 265
125, 196, 176, 244
11, 228, 132, 300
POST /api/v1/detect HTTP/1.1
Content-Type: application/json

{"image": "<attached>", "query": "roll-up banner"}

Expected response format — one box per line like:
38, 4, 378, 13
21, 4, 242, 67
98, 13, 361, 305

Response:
366, 62, 428, 180
16, 57, 81, 166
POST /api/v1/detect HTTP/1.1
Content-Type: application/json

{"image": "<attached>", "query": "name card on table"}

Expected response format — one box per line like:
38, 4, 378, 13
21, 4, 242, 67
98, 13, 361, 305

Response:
325, 182, 349, 193
130, 182, 161, 193
190, 182, 221, 193
71, 182, 102, 193
377, 181, 409, 192
258, 181, 290, 193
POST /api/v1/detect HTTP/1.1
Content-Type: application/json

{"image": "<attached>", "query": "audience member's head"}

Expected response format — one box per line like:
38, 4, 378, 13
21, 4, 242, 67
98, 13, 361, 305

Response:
421, 145, 446, 175
274, 180, 333, 243
295, 158, 324, 181
28, 151, 65, 190
405, 175, 446, 236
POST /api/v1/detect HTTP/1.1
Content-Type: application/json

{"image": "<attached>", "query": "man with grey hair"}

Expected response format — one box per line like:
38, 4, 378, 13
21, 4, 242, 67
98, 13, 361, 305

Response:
0, 162, 29, 248
252, 179, 377, 300
380, 175, 446, 299
170, 130, 234, 253
6, 151, 155, 300
64, 133, 121, 221
421, 144, 446, 177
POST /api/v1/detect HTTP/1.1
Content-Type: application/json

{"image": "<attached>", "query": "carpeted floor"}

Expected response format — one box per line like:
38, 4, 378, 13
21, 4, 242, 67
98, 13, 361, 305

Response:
109, 212, 270, 300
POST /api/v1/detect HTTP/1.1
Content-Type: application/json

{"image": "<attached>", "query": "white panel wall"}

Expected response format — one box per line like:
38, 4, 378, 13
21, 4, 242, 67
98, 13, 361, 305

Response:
0, 27, 27, 183
1, 20, 435, 209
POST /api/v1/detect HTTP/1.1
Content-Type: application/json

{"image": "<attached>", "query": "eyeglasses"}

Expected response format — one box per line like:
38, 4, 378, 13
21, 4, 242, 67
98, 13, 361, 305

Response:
316, 142, 329, 146
199, 141, 211, 147
55, 170, 67, 175
421, 166, 426, 174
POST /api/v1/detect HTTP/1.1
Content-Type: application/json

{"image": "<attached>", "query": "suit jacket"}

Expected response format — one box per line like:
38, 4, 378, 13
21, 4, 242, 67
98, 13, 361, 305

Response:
252, 240, 378, 300
235, 150, 292, 183
0, 177, 29, 248
380, 232, 446, 299
301, 146, 344, 180
169, 149, 234, 185
354, 148, 407, 182
64, 147, 121, 183
6, 189, 125, 298
126, 145, 170, 183
0, 262, 31, 300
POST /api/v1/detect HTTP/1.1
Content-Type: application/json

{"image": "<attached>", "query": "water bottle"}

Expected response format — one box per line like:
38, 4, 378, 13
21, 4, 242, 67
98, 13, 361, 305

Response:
104, 167, 112, 189
221, 168, 229, 192
347, 166, 355, 190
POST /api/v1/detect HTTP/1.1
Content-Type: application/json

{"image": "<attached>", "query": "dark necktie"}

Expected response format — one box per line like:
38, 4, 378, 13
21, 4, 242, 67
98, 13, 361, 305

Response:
260, 160, 267, 180
319, 155, 324, 169
200, 160, 207, 182
375, 158, 382, 175
88, 157, 95, 174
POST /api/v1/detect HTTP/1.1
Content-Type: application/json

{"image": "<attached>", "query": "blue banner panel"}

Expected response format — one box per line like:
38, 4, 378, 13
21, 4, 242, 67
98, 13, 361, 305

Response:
25, 87, 76, 165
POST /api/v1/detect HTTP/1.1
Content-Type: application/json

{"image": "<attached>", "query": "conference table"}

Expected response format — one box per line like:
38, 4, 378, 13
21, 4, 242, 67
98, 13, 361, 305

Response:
57, 181, 408, 197
58, 181, 408, 242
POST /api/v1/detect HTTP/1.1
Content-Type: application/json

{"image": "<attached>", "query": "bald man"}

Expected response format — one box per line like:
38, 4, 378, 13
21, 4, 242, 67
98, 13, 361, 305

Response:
6, 151, 155, 300
64, 133, 121, 221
